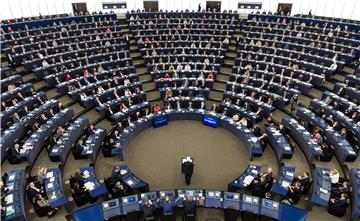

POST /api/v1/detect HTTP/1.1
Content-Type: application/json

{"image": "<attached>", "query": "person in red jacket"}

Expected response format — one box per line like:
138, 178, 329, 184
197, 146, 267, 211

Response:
207, 73, 214, 79
65, 74, 73, 81
83, 69, 90, 77
7, 26, 14, 33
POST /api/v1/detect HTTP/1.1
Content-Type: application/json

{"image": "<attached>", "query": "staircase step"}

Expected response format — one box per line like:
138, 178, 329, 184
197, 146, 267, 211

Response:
142, 82, 156, 91
332, 74, 345, 83
216, 74, 230, 81
298, 95, 312, 107
205, 100, 219, 109
139, 74, 152, 82
22, 73, 36, 83
208, 91, 224, 101
308, 88, 323, 100
45, 88, 59, 99
220, 67, 232, 74
322, 81, 334, 91
129, 46, 138, 51
213, 82, 227, 91
226, 52, 236, 58
130, 52, 141, 58
342, 66, 355, 75
137, 67, 148, 75
146, 91, 161, 100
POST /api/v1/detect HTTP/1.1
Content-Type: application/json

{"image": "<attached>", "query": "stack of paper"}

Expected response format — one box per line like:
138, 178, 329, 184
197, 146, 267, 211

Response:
6, 205, 15, 216
84, 182, 95, 190
243, 175, 254, 186
281, 181, 290, 188
46, 172, 54, 178
126, 180, 134, 186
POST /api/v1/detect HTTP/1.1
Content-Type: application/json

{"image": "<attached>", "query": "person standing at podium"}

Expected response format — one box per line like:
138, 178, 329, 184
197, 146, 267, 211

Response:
182, 158, 194, 185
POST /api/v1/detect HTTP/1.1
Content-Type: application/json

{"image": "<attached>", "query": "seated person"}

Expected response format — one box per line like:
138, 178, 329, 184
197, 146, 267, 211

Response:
111, 181, 127, 198
285, 181, 302, 204
318, 143, 333, 162
251, 175, 267, 198
162, 196, 177, 215
293, 172, 311, 194
330, 169, 340, 184
331, 181, 350, 198
73, 139, 86, 159
27, 182, 45, 204
142, 200, 157, 219
70, 170, 85, 187
37, 166, 48, 185
102, 138, 116, 157
260, 167, 273, 183
6, 144, 23, 164
71, 182, 90, 206
34, 194, 57, 217
183, 196, 196, 216
328, 193, 348, 217
258, 133, 268, 150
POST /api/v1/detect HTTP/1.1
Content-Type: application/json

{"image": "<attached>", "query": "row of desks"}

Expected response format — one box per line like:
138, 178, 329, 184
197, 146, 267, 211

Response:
1, 14, 117, 32
1, 99, 58, 162
73, 188, 307, 221
296, 107, 357, 164
112, 108, 263, 161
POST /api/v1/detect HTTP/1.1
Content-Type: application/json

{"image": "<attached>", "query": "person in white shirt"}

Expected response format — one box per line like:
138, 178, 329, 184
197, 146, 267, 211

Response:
42, 60, 49, 67
176, 64, 183, 72
330, 61, 338, 71
330, 169, 340, 184
184, 64, 191, 71
52, 40, 58, 47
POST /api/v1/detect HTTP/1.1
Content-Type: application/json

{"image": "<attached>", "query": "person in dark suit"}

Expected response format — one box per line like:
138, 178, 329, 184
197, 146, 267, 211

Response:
251, 176, 267, 197
102, 138, 115, 157
27, 182, 45, 204
162, 196, 177, 214
318, 143, 333, 162
142, 200, 156, 219
73, 139, 85, 159
286, 181, 302, 204
112, 181, 127, 198
182, 159, 194, 185
6, 144, 23, 164
331, 181, 350, 198
183, 196, 196, 216
260, 167, 273, 183
70, 170, 85, 187
328, 193, 348, 217
71, 182, 90, 206
294, 172, 311, 194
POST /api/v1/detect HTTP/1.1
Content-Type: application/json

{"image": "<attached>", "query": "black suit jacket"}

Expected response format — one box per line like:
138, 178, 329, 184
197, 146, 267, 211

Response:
182, 162, 194, 175
142, 205, 156, 218
183, 200, 196, 215
73, 144, 84, 156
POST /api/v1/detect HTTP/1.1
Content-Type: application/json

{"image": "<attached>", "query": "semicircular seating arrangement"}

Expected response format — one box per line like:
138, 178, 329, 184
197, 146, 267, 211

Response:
0, 7, 359, 221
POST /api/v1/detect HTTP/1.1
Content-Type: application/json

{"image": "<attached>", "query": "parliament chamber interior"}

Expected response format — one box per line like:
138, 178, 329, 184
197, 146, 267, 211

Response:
0, 0, 360, 221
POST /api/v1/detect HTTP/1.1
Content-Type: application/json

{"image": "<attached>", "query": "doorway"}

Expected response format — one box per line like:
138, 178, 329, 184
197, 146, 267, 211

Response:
72, 3, 87, 15
277, 3, 292, 16
206, 1, 221, 12
144, 1, 159, 12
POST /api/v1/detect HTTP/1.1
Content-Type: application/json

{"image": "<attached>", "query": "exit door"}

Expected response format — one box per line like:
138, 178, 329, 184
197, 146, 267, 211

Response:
144, 1, 159, 12
277, 3, 292, 16
72, 3, 87, 15
206, 1, 221, 12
